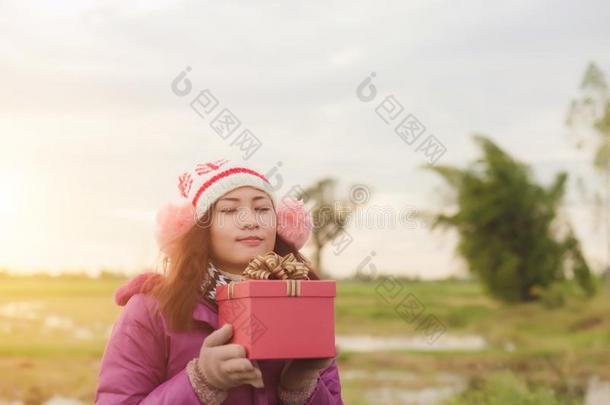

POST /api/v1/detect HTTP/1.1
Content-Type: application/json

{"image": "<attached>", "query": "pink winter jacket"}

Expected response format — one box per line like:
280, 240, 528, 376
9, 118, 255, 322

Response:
94, 273, 344, 404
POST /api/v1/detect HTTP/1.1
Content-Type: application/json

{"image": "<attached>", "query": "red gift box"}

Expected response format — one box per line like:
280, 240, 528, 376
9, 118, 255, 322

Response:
216, 279, 336, 360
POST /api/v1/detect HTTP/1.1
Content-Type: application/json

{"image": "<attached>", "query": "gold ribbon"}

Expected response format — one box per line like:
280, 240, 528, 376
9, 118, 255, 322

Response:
228, 282, 235, 299
242, 251, 310, 281
286, 279, 301, 296
227, 278, 303, 298
226, 252, 310, 299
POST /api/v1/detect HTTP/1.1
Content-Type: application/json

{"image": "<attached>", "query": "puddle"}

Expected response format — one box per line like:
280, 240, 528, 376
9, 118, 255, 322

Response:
346, 369, 467, 404
42, 315, 94, 340
344, 369, 464, 384
356, 373, 610, 404
0, 301, 44, 320
336, 334, 487, 352
343, 369, 421, 382
1, 301, 97, 339
43, 315, 74, 329
43, 396, 85, 405
75, 328, 94, 339
585, 376, 610, 405
366, 384, 466, 405
0, 395, 86, 405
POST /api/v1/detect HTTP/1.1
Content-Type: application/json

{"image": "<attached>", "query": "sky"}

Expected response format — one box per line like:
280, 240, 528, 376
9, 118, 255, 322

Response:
1, 0, 609, 278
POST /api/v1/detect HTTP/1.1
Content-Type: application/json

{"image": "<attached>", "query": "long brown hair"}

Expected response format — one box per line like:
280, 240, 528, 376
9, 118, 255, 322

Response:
141, 203, 319, 332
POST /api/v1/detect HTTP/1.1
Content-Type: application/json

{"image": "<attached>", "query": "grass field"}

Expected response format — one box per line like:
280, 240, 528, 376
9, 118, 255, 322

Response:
0, 273, 609, 404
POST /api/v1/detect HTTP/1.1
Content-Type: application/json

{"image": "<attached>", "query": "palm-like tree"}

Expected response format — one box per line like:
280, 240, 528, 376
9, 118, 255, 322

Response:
296, 178, 367, 277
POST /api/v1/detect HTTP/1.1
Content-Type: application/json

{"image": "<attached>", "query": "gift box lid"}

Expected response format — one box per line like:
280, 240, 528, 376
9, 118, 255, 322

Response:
216, 279, 336, 301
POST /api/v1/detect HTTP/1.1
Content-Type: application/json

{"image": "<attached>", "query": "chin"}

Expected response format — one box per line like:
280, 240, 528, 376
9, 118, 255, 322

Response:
237, 248, 268, 262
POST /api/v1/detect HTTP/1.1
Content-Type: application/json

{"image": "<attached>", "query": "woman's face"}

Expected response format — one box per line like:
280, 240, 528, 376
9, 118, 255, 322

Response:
209, 186, 277, 273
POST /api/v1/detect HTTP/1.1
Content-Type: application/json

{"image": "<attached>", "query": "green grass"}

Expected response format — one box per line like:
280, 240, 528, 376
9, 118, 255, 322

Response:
0, 274, 609, 403
444, 371, 579, 405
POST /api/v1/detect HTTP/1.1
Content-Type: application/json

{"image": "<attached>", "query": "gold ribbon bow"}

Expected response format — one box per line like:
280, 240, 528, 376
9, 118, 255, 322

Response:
241, 251, 310, 281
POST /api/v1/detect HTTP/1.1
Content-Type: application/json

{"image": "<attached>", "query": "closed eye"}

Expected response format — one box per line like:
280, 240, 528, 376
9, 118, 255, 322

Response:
220, 208, 270, 213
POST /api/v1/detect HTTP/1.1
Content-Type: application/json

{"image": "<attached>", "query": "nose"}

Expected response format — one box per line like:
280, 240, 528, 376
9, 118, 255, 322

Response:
239, 207, 259, 230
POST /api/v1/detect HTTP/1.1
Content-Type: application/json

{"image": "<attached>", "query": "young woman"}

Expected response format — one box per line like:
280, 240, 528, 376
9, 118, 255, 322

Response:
95, 159, 343, 404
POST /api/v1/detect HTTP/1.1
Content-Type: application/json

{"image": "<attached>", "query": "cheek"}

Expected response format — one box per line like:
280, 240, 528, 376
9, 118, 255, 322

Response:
263, 217, 277, 249
211, 216, 237, 246
265, 235, 276, 251
259, 210, 277, 231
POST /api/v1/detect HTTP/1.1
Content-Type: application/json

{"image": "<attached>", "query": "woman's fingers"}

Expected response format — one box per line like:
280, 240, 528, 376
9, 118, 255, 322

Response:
197, 325, 268, 391
240, 367, 264, 388
215, 343, 247, 360
229, 367, 262, 383
202, 324, 233, 348
220, 358, 264, 388
220, 358, 255, 374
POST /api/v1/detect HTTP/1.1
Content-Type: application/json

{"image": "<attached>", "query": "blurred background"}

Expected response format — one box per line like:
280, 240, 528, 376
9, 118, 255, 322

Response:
1, 0, 609, 404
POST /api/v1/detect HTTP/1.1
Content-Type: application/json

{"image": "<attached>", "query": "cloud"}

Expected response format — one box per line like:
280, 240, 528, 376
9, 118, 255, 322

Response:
1, 0, 609, 274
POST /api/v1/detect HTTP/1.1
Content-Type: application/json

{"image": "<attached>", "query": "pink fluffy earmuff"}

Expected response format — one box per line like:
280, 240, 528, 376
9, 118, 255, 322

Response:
154, 195, 312, 257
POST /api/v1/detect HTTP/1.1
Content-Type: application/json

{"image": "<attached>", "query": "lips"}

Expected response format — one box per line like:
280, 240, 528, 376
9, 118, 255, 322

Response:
237, 236, 263, 247
236, 236, 263, 241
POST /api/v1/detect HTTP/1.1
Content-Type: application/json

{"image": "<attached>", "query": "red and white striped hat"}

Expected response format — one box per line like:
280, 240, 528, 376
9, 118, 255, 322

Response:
154, 159, 312, 256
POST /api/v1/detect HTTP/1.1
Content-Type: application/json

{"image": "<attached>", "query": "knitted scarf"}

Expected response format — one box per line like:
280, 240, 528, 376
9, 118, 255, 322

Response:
201, 261, 243, 304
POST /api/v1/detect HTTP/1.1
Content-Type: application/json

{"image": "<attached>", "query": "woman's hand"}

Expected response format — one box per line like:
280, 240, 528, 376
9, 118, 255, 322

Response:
279, 346, 339, 390
198, 323, 264, 390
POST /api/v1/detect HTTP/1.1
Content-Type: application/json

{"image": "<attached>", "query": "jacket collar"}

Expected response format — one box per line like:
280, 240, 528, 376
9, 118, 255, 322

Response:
192, 296, 219, 329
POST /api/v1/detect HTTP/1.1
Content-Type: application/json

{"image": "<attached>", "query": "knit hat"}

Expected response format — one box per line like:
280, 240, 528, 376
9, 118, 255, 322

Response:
154, 159, 312, 257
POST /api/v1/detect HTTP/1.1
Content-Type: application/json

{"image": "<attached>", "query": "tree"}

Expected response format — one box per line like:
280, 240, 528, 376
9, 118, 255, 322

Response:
296, 178, 367, 277
421, 135, 595, 302
566, 62, 610, 274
